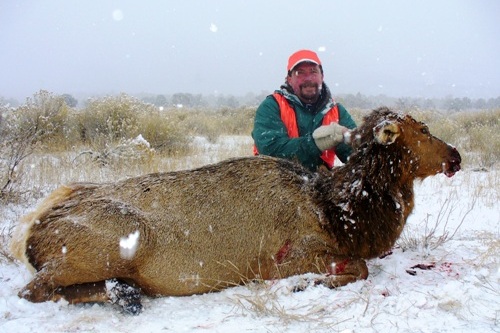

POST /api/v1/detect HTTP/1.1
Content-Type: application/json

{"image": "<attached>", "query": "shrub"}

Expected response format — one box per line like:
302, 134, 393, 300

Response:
168, 106, 257, 143
453, 109, 500, 168
16, 90, 69, 149
0, 90, 70, 200
76, 94, 142, 148
218, 106, 256, 136
136, 109, 190, 155
72, 95, 193, 156
401, 108, 499, 169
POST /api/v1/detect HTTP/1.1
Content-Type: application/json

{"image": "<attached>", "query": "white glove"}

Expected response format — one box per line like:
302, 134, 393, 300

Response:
312, 123, 347, 151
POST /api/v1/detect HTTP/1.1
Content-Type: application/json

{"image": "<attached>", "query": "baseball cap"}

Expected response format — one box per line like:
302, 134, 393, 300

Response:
287, 49, 322, 72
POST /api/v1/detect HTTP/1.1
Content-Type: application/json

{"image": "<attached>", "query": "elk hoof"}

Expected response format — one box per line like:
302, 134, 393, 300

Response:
107, 279, 143, 315
123, 301, 142, 315
317, 258, 369, 288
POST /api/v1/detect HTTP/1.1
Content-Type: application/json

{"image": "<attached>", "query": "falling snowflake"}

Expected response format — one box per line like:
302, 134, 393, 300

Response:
112, 9, 124, 21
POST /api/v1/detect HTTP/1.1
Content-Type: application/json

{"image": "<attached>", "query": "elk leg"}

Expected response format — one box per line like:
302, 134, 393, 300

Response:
18, 264, 113, 305
54, 281, 109, 304
20, 275, 142, 314
19, 272, 110, 304
18, 271, 60, 303
56, 279, 143, 315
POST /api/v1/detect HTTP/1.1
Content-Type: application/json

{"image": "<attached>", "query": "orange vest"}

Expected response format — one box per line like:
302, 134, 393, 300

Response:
254, 93, 340, 168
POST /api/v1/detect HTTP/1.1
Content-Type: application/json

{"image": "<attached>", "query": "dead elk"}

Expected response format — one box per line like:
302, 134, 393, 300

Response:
10, 107, 461, 313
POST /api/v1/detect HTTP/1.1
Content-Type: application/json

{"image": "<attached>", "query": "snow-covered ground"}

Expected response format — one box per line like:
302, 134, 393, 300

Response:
0, 137, 498, 333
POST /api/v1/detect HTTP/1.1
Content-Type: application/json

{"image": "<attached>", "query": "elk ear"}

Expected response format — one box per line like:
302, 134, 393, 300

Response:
373, 120, 400, 145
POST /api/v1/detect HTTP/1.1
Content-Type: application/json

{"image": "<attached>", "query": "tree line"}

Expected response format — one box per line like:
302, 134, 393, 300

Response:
2, 91, 500, 111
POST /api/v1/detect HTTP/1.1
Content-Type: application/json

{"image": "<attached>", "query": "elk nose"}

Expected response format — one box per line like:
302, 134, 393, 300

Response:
449, 146, 462, 172
451, 146, 461, 163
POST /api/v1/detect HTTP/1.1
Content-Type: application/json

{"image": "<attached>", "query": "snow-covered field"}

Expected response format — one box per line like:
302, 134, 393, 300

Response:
0, 136, 498, 333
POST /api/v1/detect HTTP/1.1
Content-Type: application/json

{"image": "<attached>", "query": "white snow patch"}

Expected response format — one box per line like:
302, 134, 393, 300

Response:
131, 134, 150, 148
119, 230, 140, 260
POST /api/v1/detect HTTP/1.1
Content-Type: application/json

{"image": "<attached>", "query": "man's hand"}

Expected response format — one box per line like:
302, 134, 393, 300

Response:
313, 123, 347, 151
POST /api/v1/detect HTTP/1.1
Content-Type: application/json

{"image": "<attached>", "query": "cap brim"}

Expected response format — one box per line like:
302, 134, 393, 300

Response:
289, 59, 320, 71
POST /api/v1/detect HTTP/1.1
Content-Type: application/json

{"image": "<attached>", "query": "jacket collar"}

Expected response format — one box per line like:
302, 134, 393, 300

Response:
277, 82, 335, 115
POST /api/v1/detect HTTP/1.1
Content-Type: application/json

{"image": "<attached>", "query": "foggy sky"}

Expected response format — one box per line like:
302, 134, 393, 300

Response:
1, 0, 499, 102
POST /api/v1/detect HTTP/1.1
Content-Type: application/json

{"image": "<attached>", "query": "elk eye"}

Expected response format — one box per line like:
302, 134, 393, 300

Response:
421, 127, 429, 135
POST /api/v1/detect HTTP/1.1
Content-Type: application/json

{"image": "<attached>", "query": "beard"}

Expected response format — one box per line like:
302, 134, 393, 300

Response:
298, 82, 322, 103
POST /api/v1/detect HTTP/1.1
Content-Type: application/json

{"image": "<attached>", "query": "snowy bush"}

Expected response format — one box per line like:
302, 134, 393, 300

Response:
76, 93, 143, 145
135, 108, 190, 155
0, 91, 68, 200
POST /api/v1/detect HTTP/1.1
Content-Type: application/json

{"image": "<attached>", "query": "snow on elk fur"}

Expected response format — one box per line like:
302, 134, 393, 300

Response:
10, 107, 461, 314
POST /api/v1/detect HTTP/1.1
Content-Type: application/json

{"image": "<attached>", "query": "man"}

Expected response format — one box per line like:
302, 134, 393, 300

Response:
252, 49, 357, 172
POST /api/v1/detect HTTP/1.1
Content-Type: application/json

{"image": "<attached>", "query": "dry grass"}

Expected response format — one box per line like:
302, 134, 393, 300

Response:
397, 195, 476, 256
0, 224, 15, 263
18, 135, 252, 195
407, 108, 500, 169
230, 281, 351, 330
464, 230, 500, 269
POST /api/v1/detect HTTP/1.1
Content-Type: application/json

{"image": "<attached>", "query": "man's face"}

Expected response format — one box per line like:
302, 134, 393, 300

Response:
286, 62, 324, 104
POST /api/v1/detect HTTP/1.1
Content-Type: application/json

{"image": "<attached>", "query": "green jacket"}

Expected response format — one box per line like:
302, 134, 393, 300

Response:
252, 83, 357, 171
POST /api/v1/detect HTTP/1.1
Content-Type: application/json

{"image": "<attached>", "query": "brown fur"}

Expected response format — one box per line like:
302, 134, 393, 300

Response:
10, 107, 461, 308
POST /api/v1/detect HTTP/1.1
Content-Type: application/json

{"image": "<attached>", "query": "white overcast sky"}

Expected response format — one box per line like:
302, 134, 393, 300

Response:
1, 0, 499, 101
